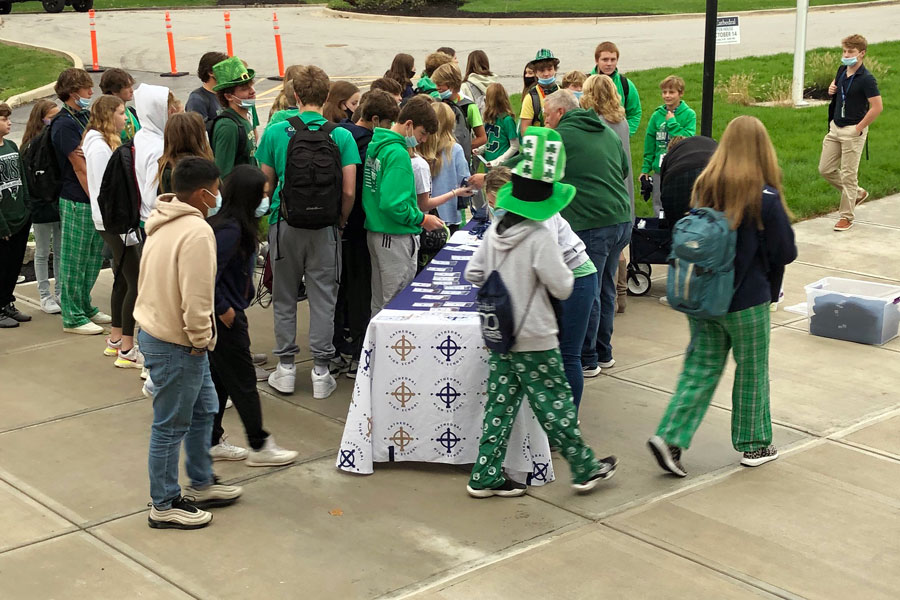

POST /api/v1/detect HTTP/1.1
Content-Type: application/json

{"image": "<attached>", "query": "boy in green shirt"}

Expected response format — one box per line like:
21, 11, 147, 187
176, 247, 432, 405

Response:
363, 95, 443, 315
590, 41, 643, 136
641, 75, 696, 215
0, 102, 32, 328
210, 56, 258, 178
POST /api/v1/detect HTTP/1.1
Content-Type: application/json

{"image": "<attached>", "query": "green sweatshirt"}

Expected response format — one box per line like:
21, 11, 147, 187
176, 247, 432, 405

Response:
0, 140, 29, 238
588, 68, 642, 135
211, 108, 257, 178
414, 75, 441, 99
642, 101, 696, 175
362, 128, 424, 235
554, 109, 631, 232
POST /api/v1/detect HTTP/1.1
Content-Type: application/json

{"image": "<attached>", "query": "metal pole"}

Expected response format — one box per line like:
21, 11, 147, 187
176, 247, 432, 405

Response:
700, 0, 718, 137
792, 0, 810, 106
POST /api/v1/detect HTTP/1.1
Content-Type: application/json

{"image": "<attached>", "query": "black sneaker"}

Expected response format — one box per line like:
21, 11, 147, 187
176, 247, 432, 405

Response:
648, 436, 687, 477
572, 455, 619, 493
467, 478, 527, 499
148, 496, 212, 530
0, 314, 19, 328
346, 359, 359, 379
741, 445, 778, 467
2, 303, 31, 323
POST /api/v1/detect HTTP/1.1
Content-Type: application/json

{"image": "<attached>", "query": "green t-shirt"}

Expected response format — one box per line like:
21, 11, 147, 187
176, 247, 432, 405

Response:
572, 257, 597, 278
256, 111, 361, 226
211, 108, 258, 179
0, 140, 28, 238
484, 114, 517, 162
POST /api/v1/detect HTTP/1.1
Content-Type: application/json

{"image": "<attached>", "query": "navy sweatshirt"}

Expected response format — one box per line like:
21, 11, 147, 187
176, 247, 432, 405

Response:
213, 219, 255, 316
730, 186, 797, 312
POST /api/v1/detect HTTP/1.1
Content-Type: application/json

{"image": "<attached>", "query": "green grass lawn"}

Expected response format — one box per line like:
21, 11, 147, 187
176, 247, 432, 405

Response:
0, 43, 72, 101
462, 0, 870, 14
511, 41, 897, 220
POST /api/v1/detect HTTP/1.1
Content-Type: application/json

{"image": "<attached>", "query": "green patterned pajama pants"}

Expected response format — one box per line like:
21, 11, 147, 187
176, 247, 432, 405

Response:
656, 303, 773, 453
469, 348, 602, 489
59, 198, 103, 329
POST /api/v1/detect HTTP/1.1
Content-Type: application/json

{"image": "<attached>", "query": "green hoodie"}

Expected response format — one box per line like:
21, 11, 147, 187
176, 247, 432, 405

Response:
588, 68, 642, 136
642, 101, 697, 175
554, 109, 631, 232
362, 128, 424, 235
414, 75, 441, 99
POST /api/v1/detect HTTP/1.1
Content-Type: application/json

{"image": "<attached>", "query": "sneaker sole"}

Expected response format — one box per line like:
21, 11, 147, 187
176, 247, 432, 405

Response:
572, 467, 616, 493
582, 368, 601, 378
597, 360, 616, 369
63, 326, 104, 335
741, 451, 779, 467
267, 378, 295, 394
103, 349, 119, 357
313, 382, 337, 399
466, 485, 526, 499
833, 224, 853, 231
114, 359, 142, 369
185, 497, 240, 509
210, 454, 248, 462
647, 436, 687, 477
148, 517, 211, 530
246, 456, 298, 467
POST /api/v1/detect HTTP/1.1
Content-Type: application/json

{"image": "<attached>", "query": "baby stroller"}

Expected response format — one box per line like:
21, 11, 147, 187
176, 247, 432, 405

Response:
626, 217, 671, 296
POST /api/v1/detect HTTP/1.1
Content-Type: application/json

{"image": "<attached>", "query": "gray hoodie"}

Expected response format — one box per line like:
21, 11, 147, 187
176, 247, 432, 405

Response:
465, 217, 573, 353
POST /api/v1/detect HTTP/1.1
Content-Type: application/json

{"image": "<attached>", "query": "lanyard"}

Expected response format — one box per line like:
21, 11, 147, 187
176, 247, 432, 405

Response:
840, 71, 856, 106
62, 105, 88, 133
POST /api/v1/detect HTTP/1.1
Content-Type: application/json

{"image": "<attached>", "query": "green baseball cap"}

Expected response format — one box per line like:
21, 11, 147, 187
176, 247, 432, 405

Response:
494, 127, 575, 222
212, 56, 255, 92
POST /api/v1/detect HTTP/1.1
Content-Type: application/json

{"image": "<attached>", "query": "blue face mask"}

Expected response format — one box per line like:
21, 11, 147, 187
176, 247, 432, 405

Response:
75, 95, 91, 109
405, 125, 419, 149
239, 98, 256, 109
439, 89, 453, 100
203, 189, 222, 217
572, 91, 584, 100
489, 207, 507, 221
255, 195, 270, 218
841, 56, 858, 67
538, 76, 556, 87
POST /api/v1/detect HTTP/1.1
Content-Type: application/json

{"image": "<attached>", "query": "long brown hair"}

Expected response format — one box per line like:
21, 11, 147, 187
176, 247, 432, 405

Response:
157, 112, 214, 182
84, 95, 124, 150
322, 81, 360, 123
22, 99, 59, 148
482, 83, 513, 125
692, 115, 790, 229
581, 75, 625, 124
384, 53, 415, 89
464, 50, 493, 80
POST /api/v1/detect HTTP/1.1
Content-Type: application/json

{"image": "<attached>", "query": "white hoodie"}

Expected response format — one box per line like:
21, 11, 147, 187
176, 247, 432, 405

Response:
133, 84, 170, 222
82, 129, 112, 231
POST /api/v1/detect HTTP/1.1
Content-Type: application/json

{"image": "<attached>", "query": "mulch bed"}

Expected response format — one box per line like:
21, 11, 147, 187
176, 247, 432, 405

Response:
329, 1, 646, 18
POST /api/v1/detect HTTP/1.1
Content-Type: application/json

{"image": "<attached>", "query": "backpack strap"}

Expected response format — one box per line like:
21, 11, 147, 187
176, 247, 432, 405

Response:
529, 87, 542, 125
620, 74, 630, 106
287, 115, 309, 133
212, 111, 248, 157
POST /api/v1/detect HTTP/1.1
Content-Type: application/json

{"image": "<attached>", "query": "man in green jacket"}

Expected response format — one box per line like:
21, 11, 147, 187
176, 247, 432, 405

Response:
641, 75, 697, 215
590, 41, 642, 136
363, 96, 443, 315
543, 90, 631, 378
210, 57, 258, 178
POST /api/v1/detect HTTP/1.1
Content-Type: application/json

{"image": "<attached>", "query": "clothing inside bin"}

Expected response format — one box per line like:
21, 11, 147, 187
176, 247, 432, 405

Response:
809, 293, 891, 345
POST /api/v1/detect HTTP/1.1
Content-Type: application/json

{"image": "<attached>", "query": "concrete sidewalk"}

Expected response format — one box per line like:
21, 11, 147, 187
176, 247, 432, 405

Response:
1, 197, 899, 599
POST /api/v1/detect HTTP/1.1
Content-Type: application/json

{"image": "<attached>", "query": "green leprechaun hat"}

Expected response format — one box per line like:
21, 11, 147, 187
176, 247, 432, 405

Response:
529, 48, 560, 68
494, 126, 576, 222
212, 56, 255, 92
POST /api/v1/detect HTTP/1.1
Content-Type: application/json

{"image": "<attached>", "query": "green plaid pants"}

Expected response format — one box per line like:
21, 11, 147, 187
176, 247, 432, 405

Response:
469, 349, 601, 489
656, 302, 772, 452
59, 198, 103, 329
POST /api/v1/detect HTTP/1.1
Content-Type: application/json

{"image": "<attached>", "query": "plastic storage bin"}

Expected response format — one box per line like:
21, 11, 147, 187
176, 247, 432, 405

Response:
805, 277, 900, 345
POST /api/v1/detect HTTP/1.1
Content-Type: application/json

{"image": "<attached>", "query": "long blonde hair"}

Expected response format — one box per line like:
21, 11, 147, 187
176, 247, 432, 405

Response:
580, 75, 625, 124
85, 95, 124, 150
692, 115, 790, 229
419, 102, 456, 176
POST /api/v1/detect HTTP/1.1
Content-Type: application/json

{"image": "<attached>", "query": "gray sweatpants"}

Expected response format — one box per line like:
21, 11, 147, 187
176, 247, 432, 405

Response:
367, 231, 419, 315
269, 223, 341, 366
652, 173, 662, 216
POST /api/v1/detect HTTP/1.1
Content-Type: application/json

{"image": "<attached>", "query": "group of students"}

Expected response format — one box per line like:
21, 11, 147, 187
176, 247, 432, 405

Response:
6, 33, 884, 521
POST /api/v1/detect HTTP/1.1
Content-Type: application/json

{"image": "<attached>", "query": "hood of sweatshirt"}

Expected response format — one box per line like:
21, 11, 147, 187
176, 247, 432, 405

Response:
491, 217, 541, 253
557, 108, 608, 134
367, 127, 405, 156
145, 193, 205, 236
464, 73, 496, 93
134, 83, 169, 137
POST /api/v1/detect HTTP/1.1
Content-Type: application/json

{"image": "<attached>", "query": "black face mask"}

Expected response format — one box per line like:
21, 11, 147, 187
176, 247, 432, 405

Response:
524, 76, 537, 88
345, 107, 354, 120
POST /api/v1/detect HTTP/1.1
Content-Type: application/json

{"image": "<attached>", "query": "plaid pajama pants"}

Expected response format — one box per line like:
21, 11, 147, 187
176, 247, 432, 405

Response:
469, 349, 602, 489
656, 302, 772, 452
59, 198, 103, 329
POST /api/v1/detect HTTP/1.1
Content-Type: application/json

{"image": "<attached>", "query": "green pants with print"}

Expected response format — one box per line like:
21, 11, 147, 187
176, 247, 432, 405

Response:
656, 303, 772, 452
469, 348, 601, 489
59, 198, 104, 329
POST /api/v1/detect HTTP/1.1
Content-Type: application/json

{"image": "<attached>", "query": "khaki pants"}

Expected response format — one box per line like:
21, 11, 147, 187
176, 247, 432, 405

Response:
818, 122, 867, 221
615, 246, 629, 312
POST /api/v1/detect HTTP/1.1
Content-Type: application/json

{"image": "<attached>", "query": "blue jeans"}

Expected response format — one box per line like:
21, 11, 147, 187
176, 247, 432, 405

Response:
139, 330, 217, 509
577, 222, 632, 367
558, 272, 597, 409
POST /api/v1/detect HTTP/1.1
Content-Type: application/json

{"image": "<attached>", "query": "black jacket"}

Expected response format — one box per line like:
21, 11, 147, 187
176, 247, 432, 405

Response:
213, 219, 255, 316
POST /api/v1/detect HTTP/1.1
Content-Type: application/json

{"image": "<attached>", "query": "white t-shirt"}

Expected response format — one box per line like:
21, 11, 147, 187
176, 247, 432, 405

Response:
411, 155, 432, 196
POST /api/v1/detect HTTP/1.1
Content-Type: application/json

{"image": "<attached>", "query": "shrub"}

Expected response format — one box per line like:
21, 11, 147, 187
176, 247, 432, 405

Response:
762, 75, 792, 105
330, 0, 431, 9
716, 73, 755, 105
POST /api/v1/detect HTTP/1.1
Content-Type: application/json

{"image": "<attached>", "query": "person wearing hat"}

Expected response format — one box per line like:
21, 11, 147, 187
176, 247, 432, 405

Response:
519, 49, 561, 135
464, 127, 619, 499
209, 56, 258, 178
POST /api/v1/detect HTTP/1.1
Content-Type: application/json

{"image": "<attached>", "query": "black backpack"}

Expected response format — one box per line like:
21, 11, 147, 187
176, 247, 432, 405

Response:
21, 112, 65, 206
207, 111, 248, 160
98, 140, 141, 235
279, 116, 343, 229
475, 247, 537, 354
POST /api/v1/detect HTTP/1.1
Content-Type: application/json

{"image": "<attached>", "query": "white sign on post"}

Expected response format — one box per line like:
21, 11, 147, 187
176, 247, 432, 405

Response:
716, 16, 740, 45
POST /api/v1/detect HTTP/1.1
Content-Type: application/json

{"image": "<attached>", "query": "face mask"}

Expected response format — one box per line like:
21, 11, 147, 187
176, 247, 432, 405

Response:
491, 208, 507, 221
238, 98, 256, 109
538, 76, 556, 87
841, 56, 858, 66
524, 76, 536, 88
42, 118, 52, 126
572, 91, 584, 100
405, 124, 419, 149
255, 195, 270, 218
203, 189, 222, 217
75, 95, 91, 109
345, 107, 354, 120
439, 89, 453, 100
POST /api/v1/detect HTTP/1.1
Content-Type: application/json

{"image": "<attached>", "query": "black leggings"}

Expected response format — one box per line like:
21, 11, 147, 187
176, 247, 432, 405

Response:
0, 220, 31, 306
99, 231, 140, 336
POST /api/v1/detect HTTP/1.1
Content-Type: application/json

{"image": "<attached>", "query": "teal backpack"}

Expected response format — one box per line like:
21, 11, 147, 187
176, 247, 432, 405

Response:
666, 207, 737, 319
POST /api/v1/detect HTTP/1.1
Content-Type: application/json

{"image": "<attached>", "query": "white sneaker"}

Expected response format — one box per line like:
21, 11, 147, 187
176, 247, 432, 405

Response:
90, 311, 113, 325
582, 365, 601, 378
268, 363, 296, 394
311, 368, 337, 399
142, 381, 153, 399
225, 399, 233, 409
64, 322, 104, 335
115, 346, 144, 369
770, 302, 779, 313
597, 358, 616, 369
40, 296, 61, 314
246, 436, 299, 467
209, 435, 248, 461
140, 366, 149, 380
104, 337, 122, 357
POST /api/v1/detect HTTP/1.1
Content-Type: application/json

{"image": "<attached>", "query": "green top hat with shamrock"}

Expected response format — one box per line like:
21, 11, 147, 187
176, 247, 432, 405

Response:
212, 56, 255, 92
529, 48, 560, 68
495, 126, 575, 222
